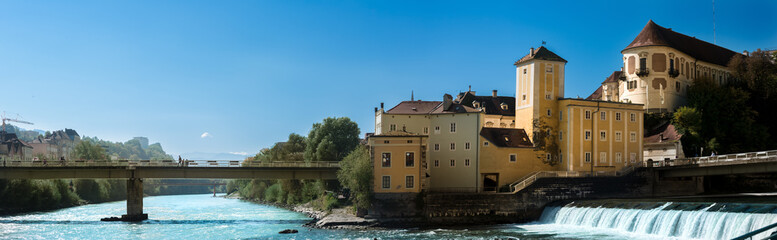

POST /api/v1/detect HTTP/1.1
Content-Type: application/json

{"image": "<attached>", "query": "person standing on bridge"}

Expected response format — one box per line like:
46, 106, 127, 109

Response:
178, 155, 183, 167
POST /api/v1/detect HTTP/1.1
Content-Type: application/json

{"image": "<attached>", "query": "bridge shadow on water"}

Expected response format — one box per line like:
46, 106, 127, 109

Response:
0, 219, 311, 225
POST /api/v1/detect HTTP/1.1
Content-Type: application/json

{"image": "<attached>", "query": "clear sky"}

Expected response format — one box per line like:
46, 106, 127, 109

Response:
1, 1, 775, 157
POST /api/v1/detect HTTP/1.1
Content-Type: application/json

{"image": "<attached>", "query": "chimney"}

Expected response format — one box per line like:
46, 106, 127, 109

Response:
743, 50, 750, 56
530, 47, 535, 56
492, 90, 498, 97
374, 107, 378, 113
380, 102, 384, 110
442, 94, 453, 111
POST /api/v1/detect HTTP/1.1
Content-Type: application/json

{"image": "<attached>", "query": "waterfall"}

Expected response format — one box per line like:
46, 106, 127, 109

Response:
539, 201, 777, 239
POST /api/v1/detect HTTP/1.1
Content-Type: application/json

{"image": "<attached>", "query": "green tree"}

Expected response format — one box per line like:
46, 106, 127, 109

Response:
304, 117, 360, 162
73, 141, 106, 160
337, 146, 372, 211
728, 50, 777, 149
532, 117, 559, 166
682, 77, 769, 155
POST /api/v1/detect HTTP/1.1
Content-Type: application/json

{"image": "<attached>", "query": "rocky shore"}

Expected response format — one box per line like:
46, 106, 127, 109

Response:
224, 192, 377, 229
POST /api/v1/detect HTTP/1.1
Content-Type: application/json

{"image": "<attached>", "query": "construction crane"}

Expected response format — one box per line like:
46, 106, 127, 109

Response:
1, 113, 34, 132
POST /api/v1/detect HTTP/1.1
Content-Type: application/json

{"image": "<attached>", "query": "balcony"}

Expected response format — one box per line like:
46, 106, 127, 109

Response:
636, 68, 650, 77
668, 69, 680, 78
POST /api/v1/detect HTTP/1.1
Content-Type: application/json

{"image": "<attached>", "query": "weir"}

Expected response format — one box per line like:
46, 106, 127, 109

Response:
539, 201, 777, 240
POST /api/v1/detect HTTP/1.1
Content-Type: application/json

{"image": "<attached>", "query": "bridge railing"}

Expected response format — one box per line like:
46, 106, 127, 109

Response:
0, 159, 340, 168
509, 162, 643, 193
666, 150, 777, 167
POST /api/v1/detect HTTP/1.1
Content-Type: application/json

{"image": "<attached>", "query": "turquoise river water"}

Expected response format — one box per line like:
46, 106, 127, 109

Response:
0, 194, 772, 239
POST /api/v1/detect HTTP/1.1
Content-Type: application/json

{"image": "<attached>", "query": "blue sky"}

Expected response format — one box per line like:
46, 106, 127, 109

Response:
1, 1, 775, 157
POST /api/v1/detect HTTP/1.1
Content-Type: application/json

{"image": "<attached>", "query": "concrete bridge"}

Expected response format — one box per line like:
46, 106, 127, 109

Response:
653, 150, 777, 177
0, 160, 339, 221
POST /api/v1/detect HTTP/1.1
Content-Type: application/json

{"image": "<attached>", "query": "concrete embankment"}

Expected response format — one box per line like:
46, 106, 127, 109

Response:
368, 168, 704, 227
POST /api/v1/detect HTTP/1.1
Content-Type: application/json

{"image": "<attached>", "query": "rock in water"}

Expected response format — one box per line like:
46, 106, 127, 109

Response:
279, 229, 298, 234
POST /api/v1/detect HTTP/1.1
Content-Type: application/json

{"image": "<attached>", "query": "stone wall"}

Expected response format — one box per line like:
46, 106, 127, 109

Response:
367, 168, 704, 226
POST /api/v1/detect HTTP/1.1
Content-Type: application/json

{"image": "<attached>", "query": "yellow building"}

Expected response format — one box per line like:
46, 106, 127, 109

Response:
369, 133, 427, 193
478, 127, 551, 191
514, 46, 644, 174
557, 99, 644, 173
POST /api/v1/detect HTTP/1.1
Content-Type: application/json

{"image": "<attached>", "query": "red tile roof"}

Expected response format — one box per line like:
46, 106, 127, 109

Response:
514, 46, 567, 65
644, 122, 682, 144
385, 101, 442, 115
586, 86, 603, 100
623, 20, 741, 67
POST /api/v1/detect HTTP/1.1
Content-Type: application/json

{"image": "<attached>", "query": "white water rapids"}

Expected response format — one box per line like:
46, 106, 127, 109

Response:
539, 202, 777, 239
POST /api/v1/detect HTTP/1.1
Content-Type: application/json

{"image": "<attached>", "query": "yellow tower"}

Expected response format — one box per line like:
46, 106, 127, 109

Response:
514, 46, 567, 139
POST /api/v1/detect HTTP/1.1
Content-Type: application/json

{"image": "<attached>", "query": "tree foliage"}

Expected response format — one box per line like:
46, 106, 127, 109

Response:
532, 117, 560, 166
304, 117, 360, 162
728, 50, 777, 150
337, 146, 372, 211
675, 76, 769, 156
73, 141, 107, 160
80, 136, 173, 160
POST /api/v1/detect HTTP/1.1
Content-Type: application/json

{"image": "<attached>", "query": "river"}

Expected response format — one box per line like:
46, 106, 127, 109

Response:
0, 194, 773, 239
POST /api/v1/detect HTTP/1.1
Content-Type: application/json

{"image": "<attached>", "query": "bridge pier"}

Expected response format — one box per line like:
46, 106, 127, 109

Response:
121, 178, 148, 221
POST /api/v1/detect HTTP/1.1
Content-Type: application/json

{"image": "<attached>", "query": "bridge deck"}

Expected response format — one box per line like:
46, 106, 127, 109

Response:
0, 160, 339, 179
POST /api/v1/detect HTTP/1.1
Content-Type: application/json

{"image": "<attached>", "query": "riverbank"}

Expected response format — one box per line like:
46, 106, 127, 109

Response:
224, 192, 377, 229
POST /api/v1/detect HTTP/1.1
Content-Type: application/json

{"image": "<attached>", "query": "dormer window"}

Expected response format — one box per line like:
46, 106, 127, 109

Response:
472, 100, 480, 109
500, 102, 508, 111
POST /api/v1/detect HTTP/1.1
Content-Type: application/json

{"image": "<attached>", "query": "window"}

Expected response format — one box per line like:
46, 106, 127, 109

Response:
382, 176, 390, 189
424, 127, 429, 134
465, 159, 471, 166
546, 64, 553, 72
600, 131, 606, 141
560, 153, 564, 163
675, 81, 681, 92
522, 94, 526, 100
465, 142, 471, 150
434, 126, 440, 134
616, 152, 622, 163
585, 152, 592, 163
669, 59, 675, 72
545, 94, 552, 100
615, 112, 622, 121
547, 109, 552, 116
509, 154, 517, 162
405, 152, 414, 167
600, 152, 607, 163
434, 160, 439, 167
406, 140, 413, 143
381, 153, 391, 167
434, 144, 440, 151
630, 113, 636, 122
450, 159, 456, 167
584, 130, 592, 141
546, 153, 552, 162
389, 124, 396, 131
630, 132, 637, 142
585, 110, 591, 119
630, 153, 637, 163
627, 80, 637, 90
483, 141, 489, 146
383, 140, 390, 144
639, 57, 647, 70
615, 131, 622, 142
450, 143, 456, 151
559, 131, 563, 141
523, 68, 527, 74
405, 176, 414, 189
450, 123, 456, 133
559, 111, 563, 121
600, 111, 606, 120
